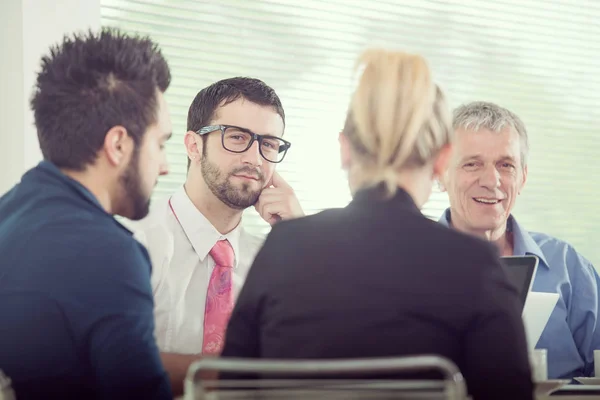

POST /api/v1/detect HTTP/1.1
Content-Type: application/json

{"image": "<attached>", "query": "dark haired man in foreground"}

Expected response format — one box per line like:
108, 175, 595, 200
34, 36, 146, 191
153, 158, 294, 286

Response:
0, 29, 173, 399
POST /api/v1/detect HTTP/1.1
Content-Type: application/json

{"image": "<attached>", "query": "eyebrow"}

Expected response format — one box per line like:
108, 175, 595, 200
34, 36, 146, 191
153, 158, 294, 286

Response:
226, 124, 282, 138
459, 155, 482, 163
459, 154, 517, 163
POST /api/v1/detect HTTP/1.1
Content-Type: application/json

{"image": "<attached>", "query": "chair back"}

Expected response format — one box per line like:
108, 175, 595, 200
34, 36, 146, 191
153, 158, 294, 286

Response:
184, 355, 467, 400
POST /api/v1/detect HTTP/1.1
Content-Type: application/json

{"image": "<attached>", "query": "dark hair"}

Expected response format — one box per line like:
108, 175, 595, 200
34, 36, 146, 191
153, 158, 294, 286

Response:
186, 77, 285, 168
31, 28, 171, 171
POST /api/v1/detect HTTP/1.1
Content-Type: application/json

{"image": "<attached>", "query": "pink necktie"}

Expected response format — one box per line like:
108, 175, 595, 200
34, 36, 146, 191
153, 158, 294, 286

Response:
202, 239, 235, 355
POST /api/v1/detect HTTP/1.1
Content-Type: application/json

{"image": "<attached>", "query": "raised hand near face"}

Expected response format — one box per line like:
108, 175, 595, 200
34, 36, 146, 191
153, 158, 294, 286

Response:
254, 171, 304, 225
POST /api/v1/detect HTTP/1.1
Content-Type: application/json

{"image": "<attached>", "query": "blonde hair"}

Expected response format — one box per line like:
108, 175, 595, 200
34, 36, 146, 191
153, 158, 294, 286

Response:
342, 49, 453, 196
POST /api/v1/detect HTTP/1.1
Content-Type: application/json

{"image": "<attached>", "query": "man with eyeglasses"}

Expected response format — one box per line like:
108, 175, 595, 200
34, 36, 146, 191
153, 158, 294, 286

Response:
133, 77, 304, 395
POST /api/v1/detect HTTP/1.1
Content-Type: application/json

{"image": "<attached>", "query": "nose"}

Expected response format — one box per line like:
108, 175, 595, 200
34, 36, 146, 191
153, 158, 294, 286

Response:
478, 164, 500, 190
240, 139, 263, 166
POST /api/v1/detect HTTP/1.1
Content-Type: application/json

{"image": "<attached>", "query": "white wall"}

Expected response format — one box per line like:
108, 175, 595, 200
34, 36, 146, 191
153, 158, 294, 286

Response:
0, 0, 101, 195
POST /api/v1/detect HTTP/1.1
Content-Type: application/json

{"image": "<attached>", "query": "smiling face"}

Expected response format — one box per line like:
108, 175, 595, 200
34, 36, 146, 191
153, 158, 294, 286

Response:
444, 126, 527, 237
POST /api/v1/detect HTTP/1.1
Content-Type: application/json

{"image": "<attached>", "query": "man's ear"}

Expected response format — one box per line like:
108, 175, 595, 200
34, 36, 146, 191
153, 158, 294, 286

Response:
185, 131, 201, 162
339, 131, 352, 170
437, 178, 447, 192
104, 125, 133, 167
519, 164, 528, 195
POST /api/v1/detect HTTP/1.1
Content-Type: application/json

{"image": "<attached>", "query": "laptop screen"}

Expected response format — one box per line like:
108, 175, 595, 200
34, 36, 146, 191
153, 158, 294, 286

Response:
500, 255, 539, 309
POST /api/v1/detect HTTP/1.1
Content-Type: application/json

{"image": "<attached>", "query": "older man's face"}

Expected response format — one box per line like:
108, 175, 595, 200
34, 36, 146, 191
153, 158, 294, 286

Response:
444, 127, 527, 234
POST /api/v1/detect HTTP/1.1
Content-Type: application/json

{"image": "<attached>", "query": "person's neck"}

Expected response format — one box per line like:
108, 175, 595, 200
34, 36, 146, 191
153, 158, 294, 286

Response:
60, 167, 114, 214
183, 178, 243, 235
349, 167, 433, 209
450, 215, 514, 256
395, 170, 434, 209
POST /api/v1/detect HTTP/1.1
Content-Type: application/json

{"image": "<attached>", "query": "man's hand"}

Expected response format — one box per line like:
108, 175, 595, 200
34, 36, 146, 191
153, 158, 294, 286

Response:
255, 171, 304, 225
160, 352, 201, 397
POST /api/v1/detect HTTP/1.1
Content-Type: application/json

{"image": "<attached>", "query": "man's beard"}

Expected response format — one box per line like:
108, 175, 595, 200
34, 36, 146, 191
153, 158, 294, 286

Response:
201, 154, 265, 210
119, 148, 151, 221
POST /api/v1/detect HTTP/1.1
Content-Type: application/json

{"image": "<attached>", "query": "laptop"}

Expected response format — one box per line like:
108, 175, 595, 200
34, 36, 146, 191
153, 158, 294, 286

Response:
501, 256, 560, 349
500, 255, 538, 310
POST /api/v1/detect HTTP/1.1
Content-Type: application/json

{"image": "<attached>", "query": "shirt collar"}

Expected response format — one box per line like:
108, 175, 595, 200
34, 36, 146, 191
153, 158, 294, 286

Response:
35, 161, 133, 235
509, 215, 550, 269
438, 209, 452, 228
37, 161, 105, 210
169, 185, 241, 268
439, 208, 549, 269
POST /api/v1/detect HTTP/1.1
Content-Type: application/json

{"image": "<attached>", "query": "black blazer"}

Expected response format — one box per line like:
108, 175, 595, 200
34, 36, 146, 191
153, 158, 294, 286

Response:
222, 185, 533, 400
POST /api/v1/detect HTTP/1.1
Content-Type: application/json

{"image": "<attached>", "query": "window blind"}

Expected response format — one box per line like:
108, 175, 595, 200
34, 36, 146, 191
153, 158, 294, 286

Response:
101, 0, 600, 267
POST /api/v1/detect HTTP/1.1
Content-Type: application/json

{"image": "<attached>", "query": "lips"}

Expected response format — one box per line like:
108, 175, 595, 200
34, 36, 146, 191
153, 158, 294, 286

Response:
473, 197, 502, 204
231, 166, 264, 182
233, 174, 259, 181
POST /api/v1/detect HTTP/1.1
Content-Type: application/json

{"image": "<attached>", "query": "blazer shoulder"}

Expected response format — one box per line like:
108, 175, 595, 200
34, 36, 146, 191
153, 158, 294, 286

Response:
268, 208, 347, 236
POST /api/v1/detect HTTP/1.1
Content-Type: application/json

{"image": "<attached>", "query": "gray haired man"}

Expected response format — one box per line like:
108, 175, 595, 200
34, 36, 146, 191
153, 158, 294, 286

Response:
439, 101, 600, 379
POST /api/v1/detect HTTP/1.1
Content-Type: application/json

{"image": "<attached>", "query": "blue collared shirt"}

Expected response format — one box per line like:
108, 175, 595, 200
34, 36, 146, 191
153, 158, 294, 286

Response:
0, 161, 171, 399
440, 209, 600, 379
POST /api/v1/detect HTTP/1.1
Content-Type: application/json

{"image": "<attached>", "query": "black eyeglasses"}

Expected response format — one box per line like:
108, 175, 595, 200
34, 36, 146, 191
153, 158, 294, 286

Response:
196, 124, 291, 163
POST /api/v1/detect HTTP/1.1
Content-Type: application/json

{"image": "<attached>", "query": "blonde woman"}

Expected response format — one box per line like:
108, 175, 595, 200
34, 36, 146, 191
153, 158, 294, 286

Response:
221, 49, 533, 400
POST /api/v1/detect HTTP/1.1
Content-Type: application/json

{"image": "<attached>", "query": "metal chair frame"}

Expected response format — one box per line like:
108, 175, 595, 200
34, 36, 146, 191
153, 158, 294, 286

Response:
184, 355, 468, 400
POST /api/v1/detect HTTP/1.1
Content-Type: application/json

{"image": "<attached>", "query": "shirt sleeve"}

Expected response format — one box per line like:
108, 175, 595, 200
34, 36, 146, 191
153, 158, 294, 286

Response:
566, 246, 600, 376
462, 252, 534, 400
53, 228, 172, 399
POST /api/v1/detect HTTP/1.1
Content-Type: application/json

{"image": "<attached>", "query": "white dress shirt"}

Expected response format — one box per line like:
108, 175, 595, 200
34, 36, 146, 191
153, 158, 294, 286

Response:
133, 185, 264, 354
